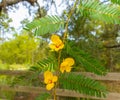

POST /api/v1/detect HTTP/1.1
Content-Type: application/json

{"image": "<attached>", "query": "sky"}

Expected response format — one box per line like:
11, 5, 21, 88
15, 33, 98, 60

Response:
8, 0, 67, 30
6, 0, 107, 30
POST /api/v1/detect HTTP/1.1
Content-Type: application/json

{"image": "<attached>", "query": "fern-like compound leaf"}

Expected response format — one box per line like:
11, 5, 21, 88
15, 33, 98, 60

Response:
78, 0, 120, 24
37, 57, 57, 72
59, 73, 107, 98
25, 15, 64, 36
66, 42, 107, 75
111, 0, 120, 5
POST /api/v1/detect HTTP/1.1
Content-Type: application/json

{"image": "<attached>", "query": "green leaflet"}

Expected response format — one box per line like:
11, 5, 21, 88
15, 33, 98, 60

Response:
36, 57, 58, 72
25, 15, 64, 36
59, 73, 107, 98
76, 50, 106, 75
111, 0, 120, 5
77, 0, 120, 24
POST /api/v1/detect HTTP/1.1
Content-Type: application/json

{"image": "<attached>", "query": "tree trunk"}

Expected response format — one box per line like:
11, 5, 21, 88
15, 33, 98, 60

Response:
0, 0, 36, 8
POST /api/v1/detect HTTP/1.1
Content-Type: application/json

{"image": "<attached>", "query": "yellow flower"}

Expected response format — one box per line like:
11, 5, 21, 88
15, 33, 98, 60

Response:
44, 71, 58, 90
60, 58, 75, 73
49, 34, 64, 51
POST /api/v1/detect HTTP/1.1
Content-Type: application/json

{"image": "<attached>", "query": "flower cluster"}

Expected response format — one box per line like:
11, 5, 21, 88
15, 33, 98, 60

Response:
60, 58, 75, 73
44, 71, 58, 90
49, 34, 64, 51
44, 34, 75, 90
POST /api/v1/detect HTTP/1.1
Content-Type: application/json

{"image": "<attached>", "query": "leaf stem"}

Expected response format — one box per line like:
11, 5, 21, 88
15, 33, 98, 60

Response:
53, 0, 79, 100
53, 84, 57, 100
63, 0, 79, 42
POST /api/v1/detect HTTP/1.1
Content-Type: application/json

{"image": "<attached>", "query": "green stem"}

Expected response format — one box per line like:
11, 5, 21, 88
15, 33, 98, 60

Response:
63, 0, 79, 42
58, 51, 61, 67
53, 85, 57, 100
53, 0, 79, 99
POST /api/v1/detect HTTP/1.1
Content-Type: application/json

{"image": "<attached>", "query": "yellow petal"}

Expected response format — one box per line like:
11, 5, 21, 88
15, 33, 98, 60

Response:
49, 34, 64, 52
44, 71, 54, 84
66, 66, 72, 72
49, 43, 64, 52
55, 39, 63, 44
60, 65, 65, 73
52, 76, 58, 82
64, 58, 75, 66
60, 58, 74, 73
44, 71, 53, 78
60, 61, 68, 67
46, 83, 54, 90
51, 35, 63, 46
60, 69, 64, 73
44, 78, 49, 84
49, 44, 56, 50
58, 43, 64, 50
54, 47, 61, 52
51, 35, 60, 43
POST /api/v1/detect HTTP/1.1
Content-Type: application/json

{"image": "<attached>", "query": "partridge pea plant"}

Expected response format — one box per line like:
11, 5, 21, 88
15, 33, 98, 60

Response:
44, 34, 75, 99
44, 34, 75, 91
25, 0, 120, 99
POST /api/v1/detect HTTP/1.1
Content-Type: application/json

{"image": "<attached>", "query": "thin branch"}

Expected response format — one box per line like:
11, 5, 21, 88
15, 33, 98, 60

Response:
63, 0, 79, 42
0, 0, 36, 8
0, 70, 33, 75
35, 0, 42, 18
105, 44, 120, 48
